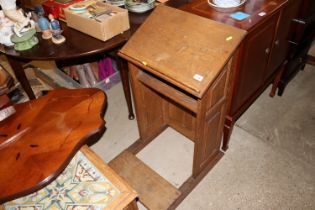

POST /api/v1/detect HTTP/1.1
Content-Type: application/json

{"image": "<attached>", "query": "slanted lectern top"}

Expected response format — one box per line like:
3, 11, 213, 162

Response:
119, 4, 247, 98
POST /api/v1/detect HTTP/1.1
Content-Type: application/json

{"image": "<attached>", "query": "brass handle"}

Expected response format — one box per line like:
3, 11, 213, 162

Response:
275, 40, 280, 46
265, 48, 270, 54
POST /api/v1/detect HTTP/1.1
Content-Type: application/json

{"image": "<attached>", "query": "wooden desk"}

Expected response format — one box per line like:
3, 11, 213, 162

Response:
0, 22, 135, 119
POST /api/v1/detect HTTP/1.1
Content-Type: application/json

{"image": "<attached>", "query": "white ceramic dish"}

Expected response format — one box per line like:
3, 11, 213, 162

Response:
207, 0, 247, 12
125, 0, 155, 13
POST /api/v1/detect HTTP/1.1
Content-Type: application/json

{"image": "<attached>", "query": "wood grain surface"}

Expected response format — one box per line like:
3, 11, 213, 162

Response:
0, 88, 106, 203
181, 0, 287, 32
119, 5, 246, 98
109, 151, 181, 210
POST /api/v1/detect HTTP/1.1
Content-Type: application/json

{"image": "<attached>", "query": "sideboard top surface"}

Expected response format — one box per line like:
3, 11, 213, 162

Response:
181, 0, 288, 31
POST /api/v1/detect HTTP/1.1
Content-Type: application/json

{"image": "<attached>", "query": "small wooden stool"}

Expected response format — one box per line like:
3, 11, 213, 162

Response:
1, 145, 138, 210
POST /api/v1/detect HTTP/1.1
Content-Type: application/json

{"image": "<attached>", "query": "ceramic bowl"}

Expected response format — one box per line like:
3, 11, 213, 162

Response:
207, 0, 247, 12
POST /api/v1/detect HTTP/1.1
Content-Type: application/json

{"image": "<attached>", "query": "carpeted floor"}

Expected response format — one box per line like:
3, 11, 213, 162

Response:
90, 63, 315, 210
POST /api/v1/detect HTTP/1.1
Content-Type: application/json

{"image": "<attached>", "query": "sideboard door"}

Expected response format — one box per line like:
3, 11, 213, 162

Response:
231, 14, 279, 115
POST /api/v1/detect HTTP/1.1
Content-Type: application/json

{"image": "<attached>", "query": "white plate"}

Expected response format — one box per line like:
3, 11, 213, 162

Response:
208, 0, 247, 10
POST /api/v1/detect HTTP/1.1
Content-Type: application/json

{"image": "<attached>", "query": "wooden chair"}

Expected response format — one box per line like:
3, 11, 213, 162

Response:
0, 88, 138, 210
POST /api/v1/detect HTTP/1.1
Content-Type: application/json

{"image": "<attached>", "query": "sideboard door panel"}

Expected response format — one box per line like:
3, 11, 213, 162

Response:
231, 14, 278, 115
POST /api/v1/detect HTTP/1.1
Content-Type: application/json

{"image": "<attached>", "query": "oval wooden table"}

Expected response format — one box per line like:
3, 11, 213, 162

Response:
0, 88, 106, 203
0, 23, 135, 119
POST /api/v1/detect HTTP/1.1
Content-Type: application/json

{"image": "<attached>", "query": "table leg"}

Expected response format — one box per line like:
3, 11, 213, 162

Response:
269, 61, 286, 97
6, 56, 35, 100
117, 57, 135, 120
222, 118, 234, 151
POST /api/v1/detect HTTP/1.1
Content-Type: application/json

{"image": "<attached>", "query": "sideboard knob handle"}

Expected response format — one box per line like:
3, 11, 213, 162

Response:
265, 48, 270, 54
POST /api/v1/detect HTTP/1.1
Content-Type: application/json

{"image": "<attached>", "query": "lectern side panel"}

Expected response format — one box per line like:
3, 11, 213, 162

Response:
207, 66, 229, 109
202, 65, 231, 167
192, 60, 231, 177
129, 63, 167, 143
202, 101, 226, 165
167, 101, 197, 142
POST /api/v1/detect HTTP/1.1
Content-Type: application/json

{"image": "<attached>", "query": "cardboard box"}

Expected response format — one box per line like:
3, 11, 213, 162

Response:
64, 1, 130, 41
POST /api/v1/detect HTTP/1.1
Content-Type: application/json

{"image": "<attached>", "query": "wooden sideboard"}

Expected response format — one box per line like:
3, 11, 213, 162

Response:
181, 0, 306, 150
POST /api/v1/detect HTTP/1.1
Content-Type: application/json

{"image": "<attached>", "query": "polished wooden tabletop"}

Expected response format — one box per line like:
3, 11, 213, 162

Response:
0, 21, 130, 61
0, 88, 106, 204
0, 1, 184, 61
